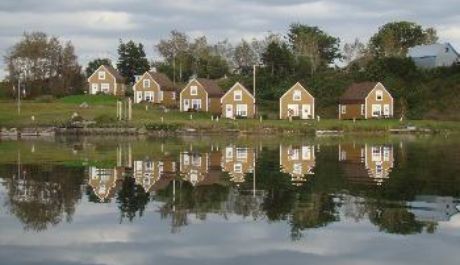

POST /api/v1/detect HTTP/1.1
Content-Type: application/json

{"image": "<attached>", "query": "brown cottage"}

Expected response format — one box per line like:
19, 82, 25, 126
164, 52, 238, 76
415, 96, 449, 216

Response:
88, 166, 124, 202
133, 71, 178, 107
221, 82, 256, 119
338, 143, 394, 186
133, 155, 177, 193
88, 65, 126, 96
339, 82, 393, 120
180, 78, 224, 114
279, 145, 315, 185
279, 82, 315, 120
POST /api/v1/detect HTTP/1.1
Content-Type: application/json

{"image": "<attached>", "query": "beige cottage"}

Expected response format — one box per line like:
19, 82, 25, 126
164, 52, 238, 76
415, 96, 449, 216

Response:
221, 145, 255, 183
279, 82, 315, 120
179, 78, 223, 114
132, 71, 177, 107
88, 65, 126, 96
221, 82, 256, 119
339, 82, 394, 120
279, 145, 315, 186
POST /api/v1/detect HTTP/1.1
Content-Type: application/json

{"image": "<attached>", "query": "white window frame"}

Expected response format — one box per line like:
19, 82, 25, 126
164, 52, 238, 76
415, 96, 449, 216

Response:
376, 90, 383, 101
236, 104, 248, 117
293, 90, 301, 101
191, 99, 202, 110
341, 105, 347, 114
172, 92, 176, 100
361, 104, 365, 115
236, 148, 248, 160
143, 79, 150, 89
234, 162, 243, 173
287, 104, 299, 116
302, 146, 311, 160
101, 83, 110, 93
190, 85, 198, 96
288, 148, 300, 160
372, 104, 382, 117
159, 91, 164, 101
234, 90, 242, 101
372, 147, 381, 161
98, 71, 106, 80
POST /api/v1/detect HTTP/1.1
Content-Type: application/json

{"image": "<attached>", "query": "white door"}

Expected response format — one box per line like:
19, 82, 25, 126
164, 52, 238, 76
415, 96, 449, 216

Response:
226, 104, 233, 118
183, 99, 190, 111
383, 104, 390, 116
301, 104, 311, 119
136, 92, 143, 103
91, 83, 98, 94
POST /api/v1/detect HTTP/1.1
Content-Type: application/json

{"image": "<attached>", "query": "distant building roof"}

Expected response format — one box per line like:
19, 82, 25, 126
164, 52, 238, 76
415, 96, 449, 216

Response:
408, 43, 459, 58
196, 78, 224, 97
339, 82, 378, 104
147, 72, 176, 91
103, 65, 125, 82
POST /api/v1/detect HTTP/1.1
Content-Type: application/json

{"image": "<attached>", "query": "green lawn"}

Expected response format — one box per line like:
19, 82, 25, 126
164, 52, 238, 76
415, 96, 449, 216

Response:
1, 95, 459, 133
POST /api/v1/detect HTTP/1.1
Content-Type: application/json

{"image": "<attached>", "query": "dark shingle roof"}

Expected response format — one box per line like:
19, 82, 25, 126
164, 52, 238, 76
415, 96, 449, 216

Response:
148, 72, 177, 91
339, 82, 378, 104
196, 78, 224, 97
103, 65, 125, 82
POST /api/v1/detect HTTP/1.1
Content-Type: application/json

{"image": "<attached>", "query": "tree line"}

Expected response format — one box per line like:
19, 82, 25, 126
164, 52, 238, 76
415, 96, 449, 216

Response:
3, 21, 459, 119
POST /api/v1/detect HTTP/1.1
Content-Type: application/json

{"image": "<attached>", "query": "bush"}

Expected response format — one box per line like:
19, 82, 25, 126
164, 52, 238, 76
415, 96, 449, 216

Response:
34, 95, 55, 103
94, 114, 117, 124
145, 122, 181, 131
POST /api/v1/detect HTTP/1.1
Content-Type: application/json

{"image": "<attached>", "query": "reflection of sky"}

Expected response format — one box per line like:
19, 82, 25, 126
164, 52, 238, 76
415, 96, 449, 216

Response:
0, 198, 459, 265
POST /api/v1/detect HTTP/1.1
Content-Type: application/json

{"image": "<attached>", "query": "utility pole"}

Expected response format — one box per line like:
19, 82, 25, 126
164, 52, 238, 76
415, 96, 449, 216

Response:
253, 64, 256, 100
17, 77, 21, 115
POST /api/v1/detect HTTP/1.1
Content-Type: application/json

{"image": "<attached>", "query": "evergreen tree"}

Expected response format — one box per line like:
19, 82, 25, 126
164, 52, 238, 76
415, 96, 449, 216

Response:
117, 40, 150, 84
85, 58, 112, 77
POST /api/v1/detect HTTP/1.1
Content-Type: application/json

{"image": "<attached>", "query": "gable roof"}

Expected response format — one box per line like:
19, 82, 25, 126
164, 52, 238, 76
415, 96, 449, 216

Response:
195, 78, 224, 97
408, 43, 459, 58
102, 65, 125, 82
339, 82, 378, 104
147, 72, 176, 91
221, 82, 255, 102
280, 82, 314, 101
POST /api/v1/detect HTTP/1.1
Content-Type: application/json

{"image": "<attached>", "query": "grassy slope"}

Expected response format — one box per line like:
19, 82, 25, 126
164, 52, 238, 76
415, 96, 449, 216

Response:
0, 95, 459, 132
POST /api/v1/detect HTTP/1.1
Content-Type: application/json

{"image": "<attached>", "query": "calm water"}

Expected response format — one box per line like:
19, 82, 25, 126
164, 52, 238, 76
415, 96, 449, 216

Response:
0, 135, 459, 265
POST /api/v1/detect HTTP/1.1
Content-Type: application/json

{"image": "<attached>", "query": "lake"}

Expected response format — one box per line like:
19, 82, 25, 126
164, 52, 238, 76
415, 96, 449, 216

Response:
0, 135, 459, 265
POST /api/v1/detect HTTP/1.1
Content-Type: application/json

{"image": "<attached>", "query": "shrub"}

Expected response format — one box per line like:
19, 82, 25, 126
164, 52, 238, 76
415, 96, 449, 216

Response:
145, 122, 181, 131
94, 114, 117, 124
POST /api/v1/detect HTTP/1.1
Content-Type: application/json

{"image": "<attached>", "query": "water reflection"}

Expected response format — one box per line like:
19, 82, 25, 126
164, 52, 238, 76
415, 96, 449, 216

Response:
0, 137, 459, 239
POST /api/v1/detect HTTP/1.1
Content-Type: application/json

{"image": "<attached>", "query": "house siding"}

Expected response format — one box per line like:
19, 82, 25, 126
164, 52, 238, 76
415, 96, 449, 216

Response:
222, 146, 255, 183
180, 80, 208, 112
221, 83, 255, 118
88, 66, 125, 96
365, 84, 393, 119
339, 103, 364, 120
279, 83, 315, 120
280, 145, 315, 184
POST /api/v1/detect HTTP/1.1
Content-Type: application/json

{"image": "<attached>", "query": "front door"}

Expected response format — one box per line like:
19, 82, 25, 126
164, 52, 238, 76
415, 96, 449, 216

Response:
91, 84, 98, 94
183, 99, 190, 111
226, 104, 233, 118
136, 92, 143, 103
302, 104, 311, 119
383, 104, 390, 116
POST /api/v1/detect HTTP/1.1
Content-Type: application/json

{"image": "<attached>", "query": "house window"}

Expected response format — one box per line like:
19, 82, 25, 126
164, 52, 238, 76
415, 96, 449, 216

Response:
159, 91, 164, 101
98, 71, 106, 80
376, 90, 383, 101
445, 47, 449, 53
226, 147, 233, 162
383, 146, 391, 161
101, 83, 110, 93
145, 92, 153, 102
302, 146, 311, 160
190, 85, 198, 95
172, 92, 176, 100
234, 90, 242, 101
293, 163, 302, 175
236, 104, 248, 117
143, 79, 150, 88
183, 153, 190, 165
287, 104, 299, 116
361, 104, 365, 115
293, 90, 301, 101
236, 148, 248, 160
191, 99, 201, 110
234, 163, 243, 173
376, 162, 383, 175
191, 155, 201, 166
288, 148, 300, 160
372, 104, 382, 117
341, 105, 346, 114
372, 147, 381, 161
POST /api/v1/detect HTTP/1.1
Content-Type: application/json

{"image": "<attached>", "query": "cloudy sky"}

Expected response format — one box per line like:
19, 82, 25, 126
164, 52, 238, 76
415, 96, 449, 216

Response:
1, 0, 460, 78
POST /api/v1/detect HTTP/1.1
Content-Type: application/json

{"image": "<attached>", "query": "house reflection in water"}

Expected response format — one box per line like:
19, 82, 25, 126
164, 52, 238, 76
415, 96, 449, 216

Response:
87, 144, 132, 202
221, 145, 255, 184
133, 155, 177, 193
279, 145, 315, 185
338, 143, 394, 186
179, 145, 223, 186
